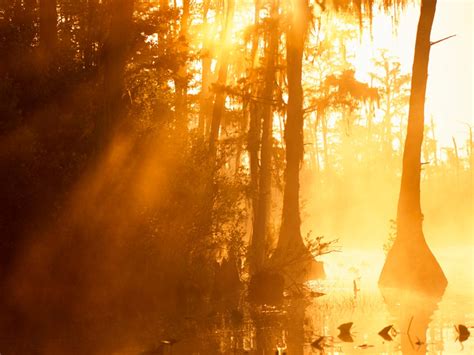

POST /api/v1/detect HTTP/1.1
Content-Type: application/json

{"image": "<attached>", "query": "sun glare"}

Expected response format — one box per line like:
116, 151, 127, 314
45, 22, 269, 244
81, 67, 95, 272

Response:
1, 0, 472, 353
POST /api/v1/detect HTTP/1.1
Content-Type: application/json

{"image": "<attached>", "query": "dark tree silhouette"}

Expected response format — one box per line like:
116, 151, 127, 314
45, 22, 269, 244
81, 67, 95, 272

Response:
39, 0, 57, 57
271, 0, 316, 278
100, 0, 134, 145
249, 0, 279, 274
379, 0, 447, 295
174, 0, 190, 136
209, 0, 235, 157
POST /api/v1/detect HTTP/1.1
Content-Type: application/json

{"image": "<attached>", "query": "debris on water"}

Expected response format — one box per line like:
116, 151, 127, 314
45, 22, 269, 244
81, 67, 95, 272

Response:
356, 343, 375, 349
414, 336, 424, 346
337, 322, 354, 342
378, 324, 396, 341
338, 333, 354, 343
455, 324, 470, 342
311, 336, 325, 350
337, 322, 353, 333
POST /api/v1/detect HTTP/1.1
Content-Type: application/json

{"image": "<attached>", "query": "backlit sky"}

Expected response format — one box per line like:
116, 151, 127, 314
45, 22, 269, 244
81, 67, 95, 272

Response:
352, 0, 473, 151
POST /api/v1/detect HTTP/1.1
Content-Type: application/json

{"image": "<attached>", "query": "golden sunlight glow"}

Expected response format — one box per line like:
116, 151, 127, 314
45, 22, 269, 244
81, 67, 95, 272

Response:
347, 1, 473, 150
1, 0, 472, 353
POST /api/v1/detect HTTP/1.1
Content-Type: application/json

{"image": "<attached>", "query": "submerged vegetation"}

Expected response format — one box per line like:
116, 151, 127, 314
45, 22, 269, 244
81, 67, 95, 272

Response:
0, 0, 472, 353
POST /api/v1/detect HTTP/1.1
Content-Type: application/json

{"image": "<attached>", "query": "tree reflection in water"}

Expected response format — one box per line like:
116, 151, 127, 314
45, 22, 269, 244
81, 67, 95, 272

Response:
380, 287, 444, 355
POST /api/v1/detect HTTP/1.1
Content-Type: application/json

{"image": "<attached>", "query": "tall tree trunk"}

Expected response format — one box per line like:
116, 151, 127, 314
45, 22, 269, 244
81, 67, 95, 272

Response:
198, 0, 212, 136
250, 0, 278, 274
99, 0, 134, 147
84, 0, 98, 69
174, 0, 190, 137
248, 99, 261, 243
235, 0, 260, 173
199, 58, 212, 136
200, 0, 235, 241
379, 0, 447, 295
208, 0, 234, 157
246, 0, 261, 236
271, 0, 310, 268
39, 0, 57, 65
20, 0, 37, 44
313, 111, 321, 175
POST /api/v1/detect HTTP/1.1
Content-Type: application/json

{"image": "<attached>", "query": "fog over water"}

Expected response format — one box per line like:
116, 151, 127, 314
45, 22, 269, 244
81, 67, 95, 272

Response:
0, 0, 472, 354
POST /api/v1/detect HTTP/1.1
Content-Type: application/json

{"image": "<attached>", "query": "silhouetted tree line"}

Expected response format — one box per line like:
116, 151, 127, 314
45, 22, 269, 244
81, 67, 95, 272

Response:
0, 0, 470, 351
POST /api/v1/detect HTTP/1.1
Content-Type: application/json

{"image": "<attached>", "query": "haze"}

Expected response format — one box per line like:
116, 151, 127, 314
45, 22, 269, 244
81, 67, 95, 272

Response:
0, 0, 472, 354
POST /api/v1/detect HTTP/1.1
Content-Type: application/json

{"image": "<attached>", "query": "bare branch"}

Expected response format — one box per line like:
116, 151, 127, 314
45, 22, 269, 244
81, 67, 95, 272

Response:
430, 34, 456, 46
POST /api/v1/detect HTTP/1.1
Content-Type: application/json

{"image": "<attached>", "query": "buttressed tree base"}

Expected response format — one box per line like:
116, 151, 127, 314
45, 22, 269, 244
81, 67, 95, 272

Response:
0, 0, 471, 353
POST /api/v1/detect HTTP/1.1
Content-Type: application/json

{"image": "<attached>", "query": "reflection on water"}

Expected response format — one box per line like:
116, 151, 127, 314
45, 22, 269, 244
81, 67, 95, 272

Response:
1, 248, 472, 354
380, 288, 443, 354
303, 247, 473, 354
131, 247, 473, 354
142, 281, 471, 354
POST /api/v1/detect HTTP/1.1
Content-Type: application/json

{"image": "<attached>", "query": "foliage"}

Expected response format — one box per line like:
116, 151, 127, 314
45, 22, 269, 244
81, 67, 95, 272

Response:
0, 2, 471, 351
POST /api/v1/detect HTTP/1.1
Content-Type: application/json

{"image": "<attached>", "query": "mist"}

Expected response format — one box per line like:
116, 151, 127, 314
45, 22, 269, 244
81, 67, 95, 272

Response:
0, 0, 472, 354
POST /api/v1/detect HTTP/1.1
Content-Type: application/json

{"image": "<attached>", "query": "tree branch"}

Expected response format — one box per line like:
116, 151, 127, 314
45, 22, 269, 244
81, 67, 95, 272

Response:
430, 34, 456, 46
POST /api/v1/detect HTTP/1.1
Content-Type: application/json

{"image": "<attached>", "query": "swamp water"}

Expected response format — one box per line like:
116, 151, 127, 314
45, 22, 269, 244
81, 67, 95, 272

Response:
1, 247, 472, 354
117, 247, 473, 355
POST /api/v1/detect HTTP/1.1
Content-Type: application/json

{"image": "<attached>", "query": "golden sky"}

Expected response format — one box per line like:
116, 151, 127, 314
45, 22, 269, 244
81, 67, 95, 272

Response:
429, 0, 473, 148
352, 0, 473, 152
